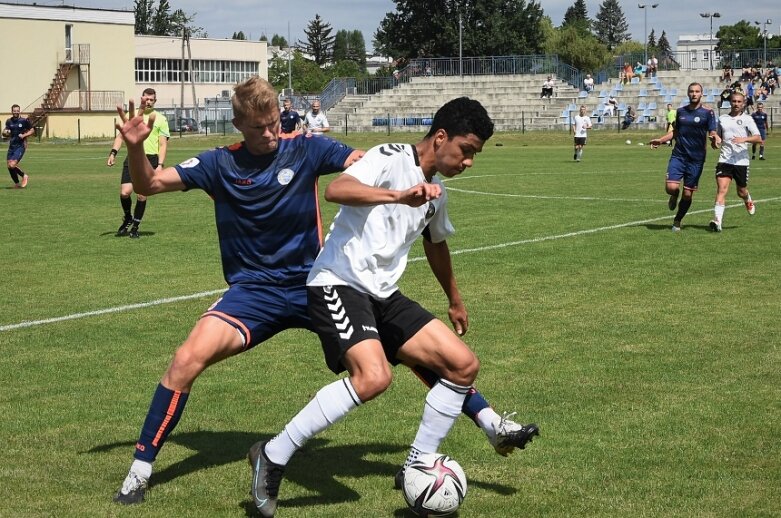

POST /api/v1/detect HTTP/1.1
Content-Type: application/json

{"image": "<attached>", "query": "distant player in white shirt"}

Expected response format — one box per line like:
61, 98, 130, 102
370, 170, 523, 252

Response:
710, 92, 762, 232
572, 105, 592, 162
303, 100, 330, 133
250, 98, 530, 518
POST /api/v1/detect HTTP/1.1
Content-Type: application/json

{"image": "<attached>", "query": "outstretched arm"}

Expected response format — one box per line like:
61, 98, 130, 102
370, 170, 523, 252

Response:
324, 172, 441, 207
115, 100, 185, 195
423, 238, 468, 336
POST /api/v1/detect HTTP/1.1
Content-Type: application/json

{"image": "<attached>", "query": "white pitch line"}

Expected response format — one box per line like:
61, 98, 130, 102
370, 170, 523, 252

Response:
446, 186, 665, 203
2, 197, 779, 333
0, 289, 225, 332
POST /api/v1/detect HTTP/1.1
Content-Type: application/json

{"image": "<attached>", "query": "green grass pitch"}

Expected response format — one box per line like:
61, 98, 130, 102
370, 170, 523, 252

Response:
0, 130, 779, 517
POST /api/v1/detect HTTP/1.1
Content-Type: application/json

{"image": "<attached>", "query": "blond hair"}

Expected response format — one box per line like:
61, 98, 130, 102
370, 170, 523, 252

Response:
232, 76, 278, 121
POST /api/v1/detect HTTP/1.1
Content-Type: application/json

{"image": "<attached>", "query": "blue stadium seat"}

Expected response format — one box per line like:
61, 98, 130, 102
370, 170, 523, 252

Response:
631, 77, 640, 84
578, 90, 589, 98
638, 102, 647, 110
598, 89, 608, 98
638, 89, 648, 97
648, 102, 657, 110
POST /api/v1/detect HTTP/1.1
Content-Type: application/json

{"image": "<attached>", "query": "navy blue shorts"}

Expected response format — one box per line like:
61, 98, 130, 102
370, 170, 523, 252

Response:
666, 155, 704, 190
7, 144, 25, 162
202, 282, 314, 350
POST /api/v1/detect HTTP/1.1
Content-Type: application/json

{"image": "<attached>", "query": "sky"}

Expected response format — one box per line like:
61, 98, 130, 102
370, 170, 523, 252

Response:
33, 0, 780, 53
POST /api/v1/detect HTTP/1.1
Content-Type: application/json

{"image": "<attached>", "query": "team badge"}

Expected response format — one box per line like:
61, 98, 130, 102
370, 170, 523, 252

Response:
694, 117, 701, 123
180, 158, 200, 168
737, 119, 744, 125
277, 168, 295, 185
425, 201, 435, 219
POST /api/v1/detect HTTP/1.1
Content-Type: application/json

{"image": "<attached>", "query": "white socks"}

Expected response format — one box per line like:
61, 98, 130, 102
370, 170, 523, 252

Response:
130, 459, 152, 480
409, 380, 470, 456
714, 202, 725, 223
264, 378, 361, 465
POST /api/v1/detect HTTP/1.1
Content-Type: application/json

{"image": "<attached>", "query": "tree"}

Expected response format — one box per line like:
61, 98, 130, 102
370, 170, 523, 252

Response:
715, 20, 763, 52
268, 51, 328, 92
271, 34, 288, 47
593, 0, 630, 51
298, 14, 335, 66
232, 31, 247, 40
134, 0, 201, 36
374, 0, 546, 59
562, 0, 591, 37
259, 34, 268, 42
657, 31, 672, 59
545, 25, 611, 73
647, 28, 656, 50
333, 30, 367, 70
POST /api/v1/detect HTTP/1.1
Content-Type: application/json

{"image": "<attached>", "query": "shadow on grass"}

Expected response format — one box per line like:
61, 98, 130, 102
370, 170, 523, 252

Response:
642, 223, 717, 232
88, 430, 515, 514
99, 230, 158, 237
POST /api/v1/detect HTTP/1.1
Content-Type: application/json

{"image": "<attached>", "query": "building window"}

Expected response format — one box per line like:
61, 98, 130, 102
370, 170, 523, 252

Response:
690, 50, 697, 62
135, 58, 258, 84
703, 50, 709, 62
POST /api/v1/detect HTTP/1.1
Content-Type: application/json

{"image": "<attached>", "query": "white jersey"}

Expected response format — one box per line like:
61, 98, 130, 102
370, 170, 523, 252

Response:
304, 111, 329, 130
307, 143, 455, 299
573, 115, 591, 137
718, 112, 759, 166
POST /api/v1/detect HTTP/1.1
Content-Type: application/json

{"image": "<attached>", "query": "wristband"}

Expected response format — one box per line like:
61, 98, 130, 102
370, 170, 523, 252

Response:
109, 149, 118, 156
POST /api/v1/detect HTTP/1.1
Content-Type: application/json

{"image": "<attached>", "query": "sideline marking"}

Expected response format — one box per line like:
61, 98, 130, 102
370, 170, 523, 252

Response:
2, 197, 779, 333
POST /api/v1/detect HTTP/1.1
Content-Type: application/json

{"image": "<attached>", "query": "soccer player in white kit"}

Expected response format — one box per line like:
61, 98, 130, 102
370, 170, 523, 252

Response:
710, 92, 762, 232
572, 105, 592, 162
249, 98, 509, 517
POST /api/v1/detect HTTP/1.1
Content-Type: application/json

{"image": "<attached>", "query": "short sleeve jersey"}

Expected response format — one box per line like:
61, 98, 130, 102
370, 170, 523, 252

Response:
573, 115, 591, 137
307, 143, 454, 299
175, 133, 353, 286
305, 111, 329, 130
280, 109, 301, 133
143, 109, 170, 155
718, 113, 759, 166
4, 116, 32, 147
672, 104, 718, 163
751, 110, 768, 133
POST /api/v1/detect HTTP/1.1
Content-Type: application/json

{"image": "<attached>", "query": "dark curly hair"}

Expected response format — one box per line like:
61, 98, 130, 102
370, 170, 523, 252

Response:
425, 97, 494, 142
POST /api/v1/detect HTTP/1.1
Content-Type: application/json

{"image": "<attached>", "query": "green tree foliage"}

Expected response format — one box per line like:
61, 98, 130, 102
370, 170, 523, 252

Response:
268, 51, 328, 92
714, 20, 777, 52
647, 28, 656, 50
134, 0, 201, 36
657, 31, 672, 59
593, 0, 630, 50
374, 0, 546, 60
232, 31, 246, 40
271, 34, 288, 47
544, 25, 611, 73
333, 30, 367, 70
259, 34, 268, 42
298, 14, 335, 66
562, 0, 591, 36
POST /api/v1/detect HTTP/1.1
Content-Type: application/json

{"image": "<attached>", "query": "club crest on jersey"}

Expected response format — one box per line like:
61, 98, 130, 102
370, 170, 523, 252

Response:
694, 117, 701, 123
737, 119, 744, 125
425, 201, 435, 219
179, 157, 200, 168
277, 168, 295, 185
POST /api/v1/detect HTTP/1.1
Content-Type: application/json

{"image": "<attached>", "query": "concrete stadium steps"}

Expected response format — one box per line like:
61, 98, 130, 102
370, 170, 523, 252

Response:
327, 71, 731, 132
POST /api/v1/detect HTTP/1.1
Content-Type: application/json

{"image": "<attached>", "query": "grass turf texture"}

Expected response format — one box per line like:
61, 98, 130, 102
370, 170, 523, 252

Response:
1, 131, 779, 517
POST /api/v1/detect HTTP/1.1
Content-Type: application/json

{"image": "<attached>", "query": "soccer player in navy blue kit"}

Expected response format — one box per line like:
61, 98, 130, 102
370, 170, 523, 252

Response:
111, 76, 537, 506
279, 97, 301, 134
751, 102, 768, 160
4, 104, 34, 188
650, 83, 721, 231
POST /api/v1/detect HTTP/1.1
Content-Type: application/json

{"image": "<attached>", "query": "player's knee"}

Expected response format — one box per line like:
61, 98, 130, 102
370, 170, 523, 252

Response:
350, 363, 393, 401
451, 352, 479, 386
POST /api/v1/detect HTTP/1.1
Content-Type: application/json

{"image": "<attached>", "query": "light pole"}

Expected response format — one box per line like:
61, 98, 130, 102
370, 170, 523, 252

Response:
700, 12, 721, 70
754, 19, 772, 67
638, 3, 659, 67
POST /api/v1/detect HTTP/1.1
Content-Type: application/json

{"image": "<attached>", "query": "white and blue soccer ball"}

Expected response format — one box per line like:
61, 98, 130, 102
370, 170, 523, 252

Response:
403, 453, 467, 517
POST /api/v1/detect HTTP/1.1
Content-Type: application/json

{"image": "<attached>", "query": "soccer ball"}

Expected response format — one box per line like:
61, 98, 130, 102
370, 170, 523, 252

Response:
625, 139, 632, 145
1, 129, 10, 138
403, 453, 467, 516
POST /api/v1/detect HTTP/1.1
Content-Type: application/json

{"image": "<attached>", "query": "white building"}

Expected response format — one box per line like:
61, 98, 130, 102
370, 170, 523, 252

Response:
676, 34, 720, 70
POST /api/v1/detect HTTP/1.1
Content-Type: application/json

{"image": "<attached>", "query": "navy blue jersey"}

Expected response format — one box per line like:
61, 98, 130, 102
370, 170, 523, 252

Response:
4, 116, 32, 147
751, 111, 768, 133
280, 109, 301, 133
176, 133, 354, 286
672, 105, 717, 163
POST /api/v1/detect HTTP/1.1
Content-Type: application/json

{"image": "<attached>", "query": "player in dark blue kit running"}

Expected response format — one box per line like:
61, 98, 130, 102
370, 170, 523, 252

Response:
650, 83, 721, 231
280, 98, 301, 134
751, 102, 768, 160
4, 104, 34, 188
111, 76, 538, 506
